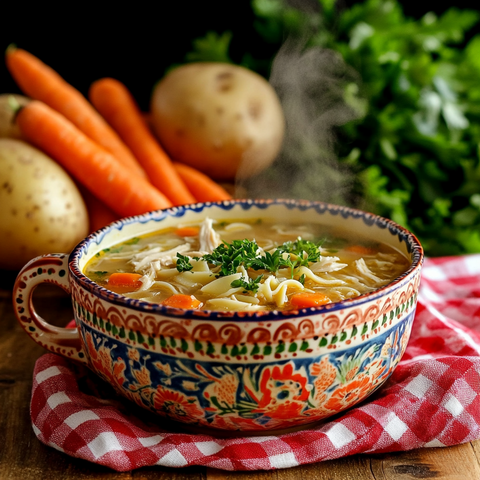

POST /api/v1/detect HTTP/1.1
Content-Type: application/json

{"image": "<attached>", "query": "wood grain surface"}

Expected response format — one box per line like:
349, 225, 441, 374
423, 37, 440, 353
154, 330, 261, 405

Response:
1, 281, 480, 479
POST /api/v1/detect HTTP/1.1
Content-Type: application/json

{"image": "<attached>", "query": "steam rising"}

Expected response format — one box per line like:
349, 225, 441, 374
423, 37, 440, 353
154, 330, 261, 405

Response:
236, 32, 364, 206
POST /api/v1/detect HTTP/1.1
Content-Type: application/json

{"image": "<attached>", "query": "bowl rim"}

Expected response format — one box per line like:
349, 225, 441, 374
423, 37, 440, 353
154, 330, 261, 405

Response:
68, 198, 424, 322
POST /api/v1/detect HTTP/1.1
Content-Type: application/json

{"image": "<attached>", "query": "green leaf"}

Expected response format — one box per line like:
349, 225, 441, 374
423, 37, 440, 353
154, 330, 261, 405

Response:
124, 237, 140, 245
456, 229, 480, 253
434, 8, 480, 44
175, 253, 194, 272
203, 238, 322, 279
185, 31, 233, 63
465, 35, 480, 73
90, 271, 108, 282
230, 275, 263, 293
453, 207, 479, 227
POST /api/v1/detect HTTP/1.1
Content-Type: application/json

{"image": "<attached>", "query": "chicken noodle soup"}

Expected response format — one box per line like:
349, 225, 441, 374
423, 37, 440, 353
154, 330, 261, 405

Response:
83, 218, 410, 312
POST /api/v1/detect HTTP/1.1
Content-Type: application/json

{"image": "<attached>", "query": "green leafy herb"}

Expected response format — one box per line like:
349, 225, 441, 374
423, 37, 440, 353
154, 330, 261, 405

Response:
90, 271, 108, 282
202, 238, 322, 278
185, 31, 233, 63
124, 237, 140, 245
101, 246, 123, 255
202, 239, 260, 276
249, 248, 285, 273
278, 238, 323, 266
176, 253, 194, 272
231, 275, 264, 293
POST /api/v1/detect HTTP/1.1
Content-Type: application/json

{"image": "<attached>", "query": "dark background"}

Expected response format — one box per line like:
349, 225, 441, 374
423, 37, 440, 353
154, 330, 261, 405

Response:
1, 1, 478, 112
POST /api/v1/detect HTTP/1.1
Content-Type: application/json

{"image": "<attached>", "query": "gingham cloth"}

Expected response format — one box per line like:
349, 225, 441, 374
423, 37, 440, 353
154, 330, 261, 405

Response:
30, 254, 480, 472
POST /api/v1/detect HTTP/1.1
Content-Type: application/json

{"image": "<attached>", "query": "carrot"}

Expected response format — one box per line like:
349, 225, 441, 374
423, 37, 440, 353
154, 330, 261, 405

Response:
80, 188, 120, 232
88, 78, 196, 206
346, 245, 378, 255
16, 101, 172, 217
163, 294, 202, 309
173, 162, 233, 202
5, 46, 146, 179
175, 226, 200, 237
108, 272, 143, 289
290, 292, 331, 308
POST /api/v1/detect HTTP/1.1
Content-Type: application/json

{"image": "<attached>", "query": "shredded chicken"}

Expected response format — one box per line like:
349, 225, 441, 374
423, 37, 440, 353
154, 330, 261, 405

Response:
354, 258, 384, 286
198, 218, 222, 253
310, 256, 348, 274
132, 243, 191, 272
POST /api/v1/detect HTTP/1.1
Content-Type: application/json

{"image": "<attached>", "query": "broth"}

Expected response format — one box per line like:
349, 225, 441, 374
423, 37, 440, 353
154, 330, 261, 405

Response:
83, 218, 410, 312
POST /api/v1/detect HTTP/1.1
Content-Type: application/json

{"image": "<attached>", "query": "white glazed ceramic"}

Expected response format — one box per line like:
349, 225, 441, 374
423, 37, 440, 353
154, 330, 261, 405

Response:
13, 199, 424, 434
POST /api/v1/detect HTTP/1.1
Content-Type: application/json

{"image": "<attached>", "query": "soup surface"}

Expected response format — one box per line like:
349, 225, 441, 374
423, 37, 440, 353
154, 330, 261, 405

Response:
84, 218, 410, 312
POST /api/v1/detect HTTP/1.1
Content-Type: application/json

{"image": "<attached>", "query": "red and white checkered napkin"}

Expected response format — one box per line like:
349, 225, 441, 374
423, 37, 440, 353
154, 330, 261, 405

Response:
30, 255, 480, 472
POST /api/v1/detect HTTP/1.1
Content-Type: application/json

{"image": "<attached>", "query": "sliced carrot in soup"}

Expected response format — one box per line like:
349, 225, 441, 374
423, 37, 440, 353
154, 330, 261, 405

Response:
175, 226, 200, 237
290, 292, 331, 308
163, 294, 202, 309
107, 272, 143, 290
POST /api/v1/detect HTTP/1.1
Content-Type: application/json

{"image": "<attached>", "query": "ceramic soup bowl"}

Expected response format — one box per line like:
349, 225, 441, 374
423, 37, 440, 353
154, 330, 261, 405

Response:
13, 199, 424, 435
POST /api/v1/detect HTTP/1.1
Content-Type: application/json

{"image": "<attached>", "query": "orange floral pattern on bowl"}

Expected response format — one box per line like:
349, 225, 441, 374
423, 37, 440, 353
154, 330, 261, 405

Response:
80, 310, 412, 432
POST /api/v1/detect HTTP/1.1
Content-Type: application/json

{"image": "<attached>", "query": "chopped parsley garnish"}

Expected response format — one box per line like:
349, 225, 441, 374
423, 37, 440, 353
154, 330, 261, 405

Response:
90, 271, 108, 282
175, 237, 323, 285
231, 275, 263, 293
101, 246, 123, 255
249, 248, 284, 273
176, 253, 194, 272
202, 239, 260, 276
124, 237, 140, 245
279, 238, 323, 266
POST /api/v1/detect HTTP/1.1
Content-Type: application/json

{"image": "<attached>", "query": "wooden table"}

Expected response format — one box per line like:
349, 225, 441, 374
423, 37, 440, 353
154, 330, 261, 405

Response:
2, 277, 480, 479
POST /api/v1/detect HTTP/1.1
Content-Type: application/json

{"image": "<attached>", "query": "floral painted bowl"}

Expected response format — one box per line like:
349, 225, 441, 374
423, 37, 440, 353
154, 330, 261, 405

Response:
13, 199, 424, 435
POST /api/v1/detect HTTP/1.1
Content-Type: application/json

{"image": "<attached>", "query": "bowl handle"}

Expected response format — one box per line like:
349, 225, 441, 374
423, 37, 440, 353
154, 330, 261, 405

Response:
13, 253, 88, 364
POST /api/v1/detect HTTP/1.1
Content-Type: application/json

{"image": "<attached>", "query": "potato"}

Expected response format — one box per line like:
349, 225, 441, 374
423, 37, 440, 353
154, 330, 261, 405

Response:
0, 139, 89, 271
0, 94, 30, 139
150, 63, 285, 181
